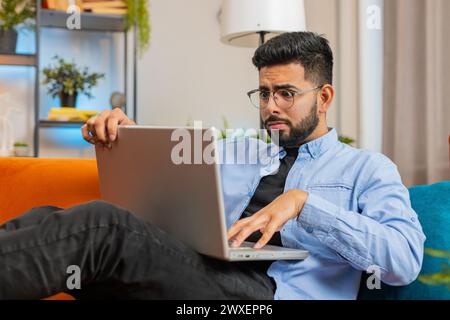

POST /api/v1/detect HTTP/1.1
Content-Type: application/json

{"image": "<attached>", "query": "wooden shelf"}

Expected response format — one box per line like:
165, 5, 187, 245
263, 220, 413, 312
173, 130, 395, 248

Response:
0, 54, 36, 66
40, 9, 127, 32
39, 120, 86, 128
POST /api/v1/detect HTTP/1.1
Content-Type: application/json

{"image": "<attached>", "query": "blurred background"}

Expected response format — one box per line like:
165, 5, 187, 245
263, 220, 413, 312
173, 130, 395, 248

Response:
0, 0, 449, 186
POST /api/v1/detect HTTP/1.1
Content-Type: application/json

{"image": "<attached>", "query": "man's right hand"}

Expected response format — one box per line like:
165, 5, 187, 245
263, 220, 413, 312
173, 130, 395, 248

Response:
81, 108, 136, 148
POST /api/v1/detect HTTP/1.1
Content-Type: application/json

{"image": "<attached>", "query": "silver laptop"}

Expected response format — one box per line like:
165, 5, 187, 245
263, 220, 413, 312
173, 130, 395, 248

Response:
95, 126, 309, 261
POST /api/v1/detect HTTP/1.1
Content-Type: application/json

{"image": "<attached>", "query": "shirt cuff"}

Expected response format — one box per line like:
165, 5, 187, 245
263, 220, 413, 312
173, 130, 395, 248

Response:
297, 193, 340, 234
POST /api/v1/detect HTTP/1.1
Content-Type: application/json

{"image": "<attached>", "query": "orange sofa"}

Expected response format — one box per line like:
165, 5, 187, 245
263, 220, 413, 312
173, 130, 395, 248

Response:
2, 156, 449, 301
0, 157, 101, 300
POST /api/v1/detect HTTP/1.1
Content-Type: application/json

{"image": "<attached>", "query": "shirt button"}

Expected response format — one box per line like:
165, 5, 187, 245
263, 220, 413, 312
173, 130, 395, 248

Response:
411, 217, 416, 222
306, 227, 313, 234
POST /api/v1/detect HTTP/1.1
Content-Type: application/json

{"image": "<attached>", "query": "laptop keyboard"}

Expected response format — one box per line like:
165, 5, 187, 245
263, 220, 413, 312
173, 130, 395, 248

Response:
228, 241, 257, 250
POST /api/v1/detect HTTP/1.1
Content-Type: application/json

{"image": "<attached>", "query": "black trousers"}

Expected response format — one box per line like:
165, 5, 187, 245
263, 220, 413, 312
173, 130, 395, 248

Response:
0, 200, 275, 300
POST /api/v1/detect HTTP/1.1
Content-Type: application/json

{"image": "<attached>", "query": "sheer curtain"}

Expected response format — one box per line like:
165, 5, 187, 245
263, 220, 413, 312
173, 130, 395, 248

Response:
383, 0, 450, 186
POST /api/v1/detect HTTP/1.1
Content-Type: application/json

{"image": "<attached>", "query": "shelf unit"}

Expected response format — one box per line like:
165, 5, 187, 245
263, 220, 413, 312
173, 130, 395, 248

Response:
0, 1, 137, 157
39, 120, 86, 128
0, 54, 36, 66
40, 9, 127, 31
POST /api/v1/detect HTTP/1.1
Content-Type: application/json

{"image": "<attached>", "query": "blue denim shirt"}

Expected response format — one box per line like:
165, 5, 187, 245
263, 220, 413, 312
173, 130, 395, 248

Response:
218, 128, 426, 300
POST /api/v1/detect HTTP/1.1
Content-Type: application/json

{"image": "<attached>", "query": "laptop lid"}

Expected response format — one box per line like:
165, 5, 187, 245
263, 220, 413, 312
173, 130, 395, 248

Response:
96, 126, 230, 259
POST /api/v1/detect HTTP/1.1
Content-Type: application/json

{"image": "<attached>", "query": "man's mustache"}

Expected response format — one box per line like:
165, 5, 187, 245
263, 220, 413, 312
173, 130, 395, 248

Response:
264, 116, 292, 128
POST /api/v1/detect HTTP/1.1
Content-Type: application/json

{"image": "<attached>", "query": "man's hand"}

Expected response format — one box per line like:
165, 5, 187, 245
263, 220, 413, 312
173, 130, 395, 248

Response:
81, 108, 136, 148
227, 189, 309, 249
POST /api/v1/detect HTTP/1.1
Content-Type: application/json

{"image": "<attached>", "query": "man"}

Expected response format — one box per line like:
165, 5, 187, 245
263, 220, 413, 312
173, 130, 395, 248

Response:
0, 32, 425, 300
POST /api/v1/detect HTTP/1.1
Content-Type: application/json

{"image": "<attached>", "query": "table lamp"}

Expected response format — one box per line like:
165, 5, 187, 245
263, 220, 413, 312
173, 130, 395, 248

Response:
220, 0, 306, 47
220, 0, 306, 128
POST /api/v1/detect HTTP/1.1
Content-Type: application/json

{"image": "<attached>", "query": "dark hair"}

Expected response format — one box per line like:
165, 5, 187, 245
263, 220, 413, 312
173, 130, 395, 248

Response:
252, 32, 333, 85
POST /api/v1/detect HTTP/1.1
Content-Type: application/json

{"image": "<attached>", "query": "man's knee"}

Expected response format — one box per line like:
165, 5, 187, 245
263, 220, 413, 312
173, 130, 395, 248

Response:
82, 200, 121, 212
70, 200, 133, 226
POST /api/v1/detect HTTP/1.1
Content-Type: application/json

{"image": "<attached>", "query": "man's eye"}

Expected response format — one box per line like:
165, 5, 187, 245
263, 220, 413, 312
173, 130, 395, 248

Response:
259, 91, 270, 99
279, 90, 295, 98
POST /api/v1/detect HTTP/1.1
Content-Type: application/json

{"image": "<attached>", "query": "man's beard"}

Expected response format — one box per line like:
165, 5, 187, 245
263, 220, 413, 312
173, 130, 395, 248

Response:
264, 102, 319, 147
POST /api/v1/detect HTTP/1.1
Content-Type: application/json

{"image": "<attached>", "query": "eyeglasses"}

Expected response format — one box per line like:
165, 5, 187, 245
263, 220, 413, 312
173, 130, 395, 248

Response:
247, 86, 322, 110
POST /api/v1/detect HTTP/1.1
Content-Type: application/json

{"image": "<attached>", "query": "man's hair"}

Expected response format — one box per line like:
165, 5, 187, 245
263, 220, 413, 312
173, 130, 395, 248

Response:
252, 32, 334, 86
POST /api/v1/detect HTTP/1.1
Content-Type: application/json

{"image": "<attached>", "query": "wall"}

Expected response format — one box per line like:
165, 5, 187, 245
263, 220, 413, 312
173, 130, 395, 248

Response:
358, 0, 383, 152
305, 0, 384, 150
304, 0, 339, 131
137, 0, 342, 132
2, 0, 374, 158
137, 0, 259, 130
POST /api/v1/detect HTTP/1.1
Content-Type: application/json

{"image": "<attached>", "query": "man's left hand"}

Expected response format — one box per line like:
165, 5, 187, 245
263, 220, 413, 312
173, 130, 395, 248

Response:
227, 189, 309, 249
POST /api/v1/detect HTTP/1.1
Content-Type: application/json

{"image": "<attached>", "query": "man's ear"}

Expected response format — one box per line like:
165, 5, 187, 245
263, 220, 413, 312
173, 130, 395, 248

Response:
318, 84, 334, 113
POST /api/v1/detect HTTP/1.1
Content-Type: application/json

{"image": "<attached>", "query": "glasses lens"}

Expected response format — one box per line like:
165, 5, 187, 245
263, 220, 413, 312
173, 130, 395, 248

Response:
248, 89, 295, 109
249, 91, 267, 109
274, 90, 295, 109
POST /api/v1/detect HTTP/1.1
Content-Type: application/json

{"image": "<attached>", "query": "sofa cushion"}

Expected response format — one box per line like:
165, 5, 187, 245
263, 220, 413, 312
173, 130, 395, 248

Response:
359, 181, 450, 299
0, 157, 101, 300
0, 157, 100, 225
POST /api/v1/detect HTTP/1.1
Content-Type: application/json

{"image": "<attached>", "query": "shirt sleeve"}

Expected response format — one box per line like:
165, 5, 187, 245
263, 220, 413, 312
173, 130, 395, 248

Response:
297, 154, 426, 286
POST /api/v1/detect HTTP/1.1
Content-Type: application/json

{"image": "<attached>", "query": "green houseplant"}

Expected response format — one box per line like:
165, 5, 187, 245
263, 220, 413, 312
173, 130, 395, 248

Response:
125, 0, 151, 55
42, 56, 105, 108
0, 0, 35, 54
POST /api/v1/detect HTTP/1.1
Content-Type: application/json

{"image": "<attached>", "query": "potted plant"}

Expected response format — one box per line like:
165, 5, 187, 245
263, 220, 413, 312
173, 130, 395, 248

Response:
42, 55, 105, 108
13, 141, 28, 157
338, 135, 355, 145
0, 0, 35, 54
125, 0, 151, 55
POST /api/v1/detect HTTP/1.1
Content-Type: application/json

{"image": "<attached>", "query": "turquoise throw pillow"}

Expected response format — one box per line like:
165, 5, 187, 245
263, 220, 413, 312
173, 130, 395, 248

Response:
359, 181, 450, 300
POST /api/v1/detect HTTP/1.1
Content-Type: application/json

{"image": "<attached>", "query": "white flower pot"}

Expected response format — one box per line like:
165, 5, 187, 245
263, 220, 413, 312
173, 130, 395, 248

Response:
14, 146, 29, 157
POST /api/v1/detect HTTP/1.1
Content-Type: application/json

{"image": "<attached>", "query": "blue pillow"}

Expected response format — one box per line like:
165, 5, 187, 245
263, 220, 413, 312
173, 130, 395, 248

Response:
359, 181, 450, 300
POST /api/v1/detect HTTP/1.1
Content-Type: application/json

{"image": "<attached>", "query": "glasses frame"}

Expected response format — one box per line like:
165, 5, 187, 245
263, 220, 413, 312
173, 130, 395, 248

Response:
247, 85, 323, 110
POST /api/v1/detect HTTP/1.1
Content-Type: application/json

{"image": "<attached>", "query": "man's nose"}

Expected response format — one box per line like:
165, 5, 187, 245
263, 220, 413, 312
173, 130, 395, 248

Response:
262, 95, 282, 119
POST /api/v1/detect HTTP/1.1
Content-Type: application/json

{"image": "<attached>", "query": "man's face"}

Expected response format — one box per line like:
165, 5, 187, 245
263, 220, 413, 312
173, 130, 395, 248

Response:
259, 63, 320, 147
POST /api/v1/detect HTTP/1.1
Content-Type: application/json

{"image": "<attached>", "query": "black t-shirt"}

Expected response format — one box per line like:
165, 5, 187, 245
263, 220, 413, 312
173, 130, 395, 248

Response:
239, 147, 300, 247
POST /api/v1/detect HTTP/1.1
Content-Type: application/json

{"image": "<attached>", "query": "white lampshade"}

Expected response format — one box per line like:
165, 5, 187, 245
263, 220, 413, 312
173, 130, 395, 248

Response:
220, 0, 306, 47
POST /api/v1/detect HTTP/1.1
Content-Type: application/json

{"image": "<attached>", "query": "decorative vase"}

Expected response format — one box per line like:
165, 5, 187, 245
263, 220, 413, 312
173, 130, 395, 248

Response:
0, 29, 18, 54
13, 146, 29, 157
59, 92, 78, 108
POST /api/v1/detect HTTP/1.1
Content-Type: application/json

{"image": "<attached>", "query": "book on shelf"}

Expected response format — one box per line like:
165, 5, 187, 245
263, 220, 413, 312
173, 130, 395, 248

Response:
90, 7, 127, 14
81, 0, 122, 2
44, 0, 127, 15
47, 108, 99, 122
82, 1, 126, 9
44, 0, 84, 10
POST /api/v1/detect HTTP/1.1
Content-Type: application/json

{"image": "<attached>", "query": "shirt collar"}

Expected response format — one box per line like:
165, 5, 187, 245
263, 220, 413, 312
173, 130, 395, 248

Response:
280, 128, 339, 159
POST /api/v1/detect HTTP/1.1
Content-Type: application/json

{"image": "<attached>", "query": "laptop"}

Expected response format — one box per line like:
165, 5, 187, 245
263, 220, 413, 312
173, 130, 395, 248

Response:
95, 125, 309, 261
